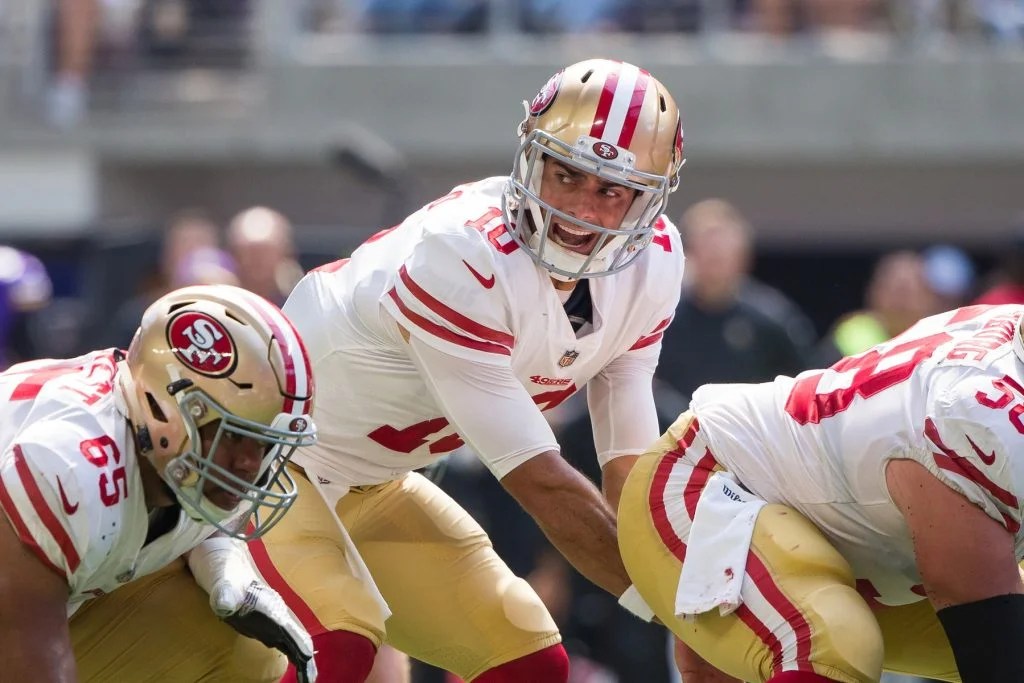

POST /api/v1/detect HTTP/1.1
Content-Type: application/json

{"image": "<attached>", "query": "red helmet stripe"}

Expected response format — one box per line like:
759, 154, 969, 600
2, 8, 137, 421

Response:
589, 68, 619, 140
617, 68, 651, 149
599, 63, 642, 147
236, 290, 312, 416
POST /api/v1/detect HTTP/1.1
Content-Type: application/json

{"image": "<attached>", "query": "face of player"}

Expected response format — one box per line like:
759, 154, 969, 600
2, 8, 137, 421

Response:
538, 159, 637, 256
197, 420, 263, 510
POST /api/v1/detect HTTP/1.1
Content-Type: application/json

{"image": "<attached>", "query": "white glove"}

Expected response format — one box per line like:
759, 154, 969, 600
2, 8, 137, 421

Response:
188, 537, 318, 683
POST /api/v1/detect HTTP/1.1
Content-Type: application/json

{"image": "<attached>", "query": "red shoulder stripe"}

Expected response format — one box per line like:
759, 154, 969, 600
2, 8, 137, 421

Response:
388, 288, 511, 356
397, 264, 514, 350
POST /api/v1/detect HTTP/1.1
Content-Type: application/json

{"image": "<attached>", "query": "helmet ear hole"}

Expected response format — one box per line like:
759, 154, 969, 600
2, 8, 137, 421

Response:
145, 392, 169, 423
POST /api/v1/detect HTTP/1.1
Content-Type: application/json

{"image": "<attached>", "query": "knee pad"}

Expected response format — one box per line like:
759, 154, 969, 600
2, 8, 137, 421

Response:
472, 644, 569, 683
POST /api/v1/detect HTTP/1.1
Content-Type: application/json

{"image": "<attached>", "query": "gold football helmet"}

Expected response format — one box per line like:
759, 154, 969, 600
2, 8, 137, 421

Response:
503, 58, 685, 281
119, 284, 316, 539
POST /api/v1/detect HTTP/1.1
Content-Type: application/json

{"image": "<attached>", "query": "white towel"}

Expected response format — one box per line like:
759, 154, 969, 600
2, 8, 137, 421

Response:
676, 471, 766, 617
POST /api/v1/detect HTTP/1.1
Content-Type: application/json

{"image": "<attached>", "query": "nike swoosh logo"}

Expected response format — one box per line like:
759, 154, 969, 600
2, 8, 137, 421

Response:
462, 260, 495, 289
965, 435, 997, 465
56, 477, 79, 515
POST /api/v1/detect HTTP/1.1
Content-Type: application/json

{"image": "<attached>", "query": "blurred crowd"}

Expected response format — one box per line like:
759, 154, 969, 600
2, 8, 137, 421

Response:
4, 194, 1021, 683
34, 0, 1024, 127
345, 0, 1024, 37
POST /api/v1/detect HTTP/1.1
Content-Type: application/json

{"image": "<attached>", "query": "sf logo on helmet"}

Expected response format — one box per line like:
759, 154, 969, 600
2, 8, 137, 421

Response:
167, 311, 237, 377
529, 70, 562, 116
592, 142, 619, 160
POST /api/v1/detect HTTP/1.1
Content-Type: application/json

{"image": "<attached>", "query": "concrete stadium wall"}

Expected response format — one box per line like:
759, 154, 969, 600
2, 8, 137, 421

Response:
2, 43, 1023, 244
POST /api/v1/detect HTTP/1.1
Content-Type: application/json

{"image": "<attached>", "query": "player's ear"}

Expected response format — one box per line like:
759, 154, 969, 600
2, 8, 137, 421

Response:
397, 324, 411, 343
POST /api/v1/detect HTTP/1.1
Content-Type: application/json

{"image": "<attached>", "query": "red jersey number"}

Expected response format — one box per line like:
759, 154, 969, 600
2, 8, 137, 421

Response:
8, 357, 116, 405
785, 332, 952, 425
80, 435, 127, 507
369, 384, 577, 455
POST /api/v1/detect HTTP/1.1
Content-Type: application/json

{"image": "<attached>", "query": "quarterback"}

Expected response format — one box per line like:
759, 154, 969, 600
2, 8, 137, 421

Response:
0, 285, 319, 682
256, 58, 687, 682
619, 304, 1024, 683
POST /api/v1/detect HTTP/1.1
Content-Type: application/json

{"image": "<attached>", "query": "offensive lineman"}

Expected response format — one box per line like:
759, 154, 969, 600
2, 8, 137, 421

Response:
0, 285, 319, 682
619, 304, 1024, 683
254, 58, 687, 682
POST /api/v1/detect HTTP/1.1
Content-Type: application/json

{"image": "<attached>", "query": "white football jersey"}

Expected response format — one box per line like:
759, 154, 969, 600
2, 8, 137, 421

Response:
285, 177, 683, 484
0, 351, 215, 613
692, 304, 1024, 605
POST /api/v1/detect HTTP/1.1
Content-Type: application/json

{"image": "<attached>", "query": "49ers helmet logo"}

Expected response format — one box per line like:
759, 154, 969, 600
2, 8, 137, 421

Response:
592, 141, 619, 160
167, 311, 236, 377
529, 70, 563, 116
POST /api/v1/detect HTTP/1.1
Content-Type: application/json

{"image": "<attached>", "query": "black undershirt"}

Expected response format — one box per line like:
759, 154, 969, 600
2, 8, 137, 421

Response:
144, 503, 181, 545
562, 279, 593, 334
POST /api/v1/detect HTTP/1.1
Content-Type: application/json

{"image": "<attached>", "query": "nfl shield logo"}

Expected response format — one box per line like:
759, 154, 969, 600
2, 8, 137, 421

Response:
558, 350, 579, 368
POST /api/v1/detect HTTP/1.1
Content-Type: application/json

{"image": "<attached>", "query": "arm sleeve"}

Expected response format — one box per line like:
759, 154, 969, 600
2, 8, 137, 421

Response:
406, 334, 559, 479
588, 339, 662, 468
0, 438, 84, 584
380, 230, 515, 366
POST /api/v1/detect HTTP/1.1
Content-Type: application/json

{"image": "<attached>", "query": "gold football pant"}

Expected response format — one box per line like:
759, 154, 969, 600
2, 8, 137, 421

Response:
250, 467, 561, 681
71, 558, 286, 682
618, 412, 960, 683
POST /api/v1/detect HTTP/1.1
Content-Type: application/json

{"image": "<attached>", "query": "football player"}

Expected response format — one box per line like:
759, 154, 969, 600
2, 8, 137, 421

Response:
618, 304, 1024, 683
0, 285, 319, 682
254, 58, 687, 682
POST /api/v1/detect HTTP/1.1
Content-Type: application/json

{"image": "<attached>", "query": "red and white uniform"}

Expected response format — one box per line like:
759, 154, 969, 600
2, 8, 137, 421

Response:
284, 177, 683, 484
691, 304, 1024, 606
0, 351, 215, 614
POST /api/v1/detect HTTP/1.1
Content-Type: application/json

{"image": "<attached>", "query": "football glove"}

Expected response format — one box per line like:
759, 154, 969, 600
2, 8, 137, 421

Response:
189, 536, 317, 683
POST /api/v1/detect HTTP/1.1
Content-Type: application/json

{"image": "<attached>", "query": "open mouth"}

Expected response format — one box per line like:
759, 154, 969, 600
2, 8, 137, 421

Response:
209, 488, 242, 510
550, 221, 599, 255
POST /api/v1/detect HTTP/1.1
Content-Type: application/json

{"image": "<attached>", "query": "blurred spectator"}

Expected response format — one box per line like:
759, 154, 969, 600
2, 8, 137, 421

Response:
171, 246, 239, 287
813, 249, 939, 366
973, 215, 1024, 304
355, 0, 487, 33
973, 0, 1024, 42
102, 208, 220, 348
921, 243, 976, 312
521, 0, 623, 32
656, 198, 817, 406
47, 0, 100, 128
0, 246, 53, 368
748, 0, 885, 35
137, 0, 252, 66
226, 206, 304, 306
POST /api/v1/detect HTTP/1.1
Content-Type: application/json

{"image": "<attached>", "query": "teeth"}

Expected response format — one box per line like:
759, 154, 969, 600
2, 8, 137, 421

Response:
555, 222, 593, 237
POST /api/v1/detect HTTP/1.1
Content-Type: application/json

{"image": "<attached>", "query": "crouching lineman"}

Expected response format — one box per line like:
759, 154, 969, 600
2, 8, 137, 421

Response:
618, 303, 1024, 683
0, 285, 319, 682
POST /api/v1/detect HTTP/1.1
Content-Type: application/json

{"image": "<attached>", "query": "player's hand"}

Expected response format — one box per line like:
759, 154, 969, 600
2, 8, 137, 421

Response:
213, 579, 318, 683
